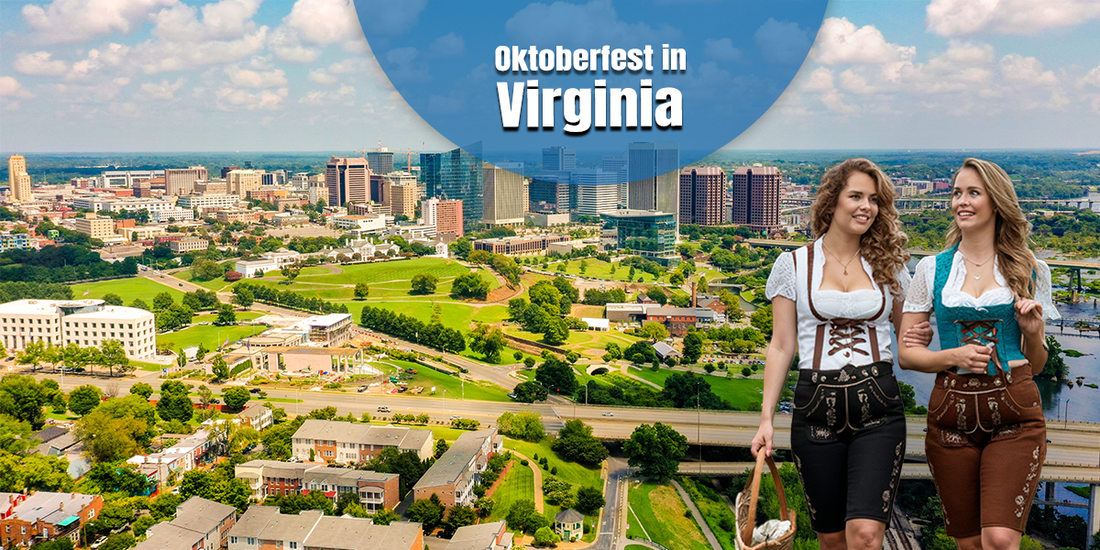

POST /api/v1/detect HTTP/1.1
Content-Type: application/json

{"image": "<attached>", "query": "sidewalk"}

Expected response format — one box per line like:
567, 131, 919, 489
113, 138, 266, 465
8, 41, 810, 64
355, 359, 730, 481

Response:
671, 479, 722, 550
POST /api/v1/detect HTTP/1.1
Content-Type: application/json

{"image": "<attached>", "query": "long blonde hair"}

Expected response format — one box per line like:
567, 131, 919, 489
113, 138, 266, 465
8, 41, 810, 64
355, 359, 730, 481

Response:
944, 158, 1037, 299
811, 158, 910, 298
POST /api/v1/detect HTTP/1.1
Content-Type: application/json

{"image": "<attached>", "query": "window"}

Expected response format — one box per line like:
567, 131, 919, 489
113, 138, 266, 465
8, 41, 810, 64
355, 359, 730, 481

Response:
290, 543, 297, 549
89, 508, 95, 518
247, 538, 255, 545
230, 538, 237, 545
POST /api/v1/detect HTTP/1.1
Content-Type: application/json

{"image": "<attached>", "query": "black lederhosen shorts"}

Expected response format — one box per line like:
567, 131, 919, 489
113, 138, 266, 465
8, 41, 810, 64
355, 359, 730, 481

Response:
790, 361, 907, 533
925, 365, 1046, 537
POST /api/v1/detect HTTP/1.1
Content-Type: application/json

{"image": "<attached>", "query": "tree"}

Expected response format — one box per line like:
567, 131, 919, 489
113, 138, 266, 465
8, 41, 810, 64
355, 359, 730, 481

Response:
551, 419, 609, 466
642, 321, 669, 342
750, 304, 774, 338
130, 383, 154, 400
535, 357, 578, 395
543, 317, 570, 345
406, 494, 446, 533
354, 282, 370, 300
215, 304, 237, 326
682, 330, 704, 364
646, 286, 668, 305
233, 288, 254, 309
276, 491, 334, 515
505, 500, 541, 533
451, 272, 490, 300
497, 410, 545, 441
372, 508, 399, 525
469, 323, 507, 363
211, 355, 230, 381
662, 372, 730, 410
153, 292, 175, 312
0, 374, 51, 429
74, 409, 147, 462
100, 339, 131, 377
411, 274, 438, 295
1042, 335, 1068, 379
534, 526, 559, 546
511, 381, 548, 403
442, 503, 477, 538
624, 423, 688, 480
474, 497, 495, 518
223, 387, 250, 410
68, 385, 103, 416
102, 293, 124, 306
156, 381, 194, 423
434, 439, 450, 459
576, 485, 605, 515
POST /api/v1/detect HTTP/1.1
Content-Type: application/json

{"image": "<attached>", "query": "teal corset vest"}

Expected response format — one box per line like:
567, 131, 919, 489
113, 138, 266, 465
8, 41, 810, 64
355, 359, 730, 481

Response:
932, 244, 1026, 375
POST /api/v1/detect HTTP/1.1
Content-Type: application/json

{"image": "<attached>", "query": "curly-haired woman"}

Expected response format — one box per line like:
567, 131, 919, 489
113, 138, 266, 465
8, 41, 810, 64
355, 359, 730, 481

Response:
752, 158, 931, 550
898, 158, 1059, 550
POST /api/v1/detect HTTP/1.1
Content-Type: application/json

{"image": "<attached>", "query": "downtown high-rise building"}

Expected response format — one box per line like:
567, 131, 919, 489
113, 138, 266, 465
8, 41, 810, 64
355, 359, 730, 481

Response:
572, 169, 620, 217
383, 172, 418, 219
7, 155, 32, 203
542, 146, 577, 172
731, 166, 781, 232
164, 166, 208, 196
679, 166, 727, 226
226, 169, 261, 197
435, 144, 483, 229
419, 152, 442, 198
483, 162, 525, 227
602, 154, 628, 206
366, 149, 394, 177
423, 198, 464, 240
627, 143, 680, 223
326, 156, 370, 207
528, 173, 572, 214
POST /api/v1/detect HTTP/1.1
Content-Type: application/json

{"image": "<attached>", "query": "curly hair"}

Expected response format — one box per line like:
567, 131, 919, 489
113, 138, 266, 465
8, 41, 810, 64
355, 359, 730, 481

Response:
944, 158, 1037, 299
810, 158, 910, 298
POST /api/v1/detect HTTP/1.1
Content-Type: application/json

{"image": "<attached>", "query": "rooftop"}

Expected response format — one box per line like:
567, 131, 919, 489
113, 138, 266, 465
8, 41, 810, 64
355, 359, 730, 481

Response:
67, 305, 154, 320
170, 496, 235, 535
0, 492, 98, 525
133, 523, 205, 550
413, 429, 494, 490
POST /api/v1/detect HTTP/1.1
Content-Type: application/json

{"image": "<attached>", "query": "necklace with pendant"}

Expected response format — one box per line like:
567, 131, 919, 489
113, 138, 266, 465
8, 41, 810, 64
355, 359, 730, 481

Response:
821, 239, 860, 276
960, 250, 996, 280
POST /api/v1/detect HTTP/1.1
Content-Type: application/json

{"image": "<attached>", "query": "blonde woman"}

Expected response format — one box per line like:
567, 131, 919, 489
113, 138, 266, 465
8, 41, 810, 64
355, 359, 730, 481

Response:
898, 158, 1058, 550
752, 158, 930, 550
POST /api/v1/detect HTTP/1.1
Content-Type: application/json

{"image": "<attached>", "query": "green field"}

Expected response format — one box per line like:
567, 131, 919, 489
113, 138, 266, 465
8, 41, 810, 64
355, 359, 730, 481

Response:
193, 311, 263, 323
375, 360, 511, 403
71, 277, 186, 305
174, 270, 233, 291
295, 258, 472, 284
488, 461, 535, 522
342, 301, 510, 334
547, 259, 661, 283
629, 366, 763, 411
626, 481, 710, 550
502, 438, 602, 491
678, 477, 739, 550
157, 324, 262, 351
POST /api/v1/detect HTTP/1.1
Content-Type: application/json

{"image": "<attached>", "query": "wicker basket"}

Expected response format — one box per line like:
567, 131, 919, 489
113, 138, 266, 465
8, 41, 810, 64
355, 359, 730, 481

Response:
734, 452, 797, 550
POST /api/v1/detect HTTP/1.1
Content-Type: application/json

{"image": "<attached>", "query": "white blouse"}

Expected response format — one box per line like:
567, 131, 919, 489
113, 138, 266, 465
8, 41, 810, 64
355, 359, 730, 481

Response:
902, 253, 1060, 320
765, 240, 910, 371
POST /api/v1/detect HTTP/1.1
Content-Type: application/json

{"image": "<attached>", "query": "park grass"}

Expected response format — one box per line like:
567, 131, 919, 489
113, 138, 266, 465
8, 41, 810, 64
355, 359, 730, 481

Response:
629, 366, 763, 411
548, 258, 660, 283
174, 270, 232, 291
459, 345, 533, 366
374, 359, 511, 403
193, 311, 263, 324
678, 476, 738, 550
488, 461, 535, 522
626, 481, 710, 550
341, 301, 480, 333
504, 327, 596, 347
502, 438, 602, 490
625, 546, 652, 550
70, 277, 186, 304
157, 324, 262, 351
136, 360, 169, 372
294, 258, 471, 284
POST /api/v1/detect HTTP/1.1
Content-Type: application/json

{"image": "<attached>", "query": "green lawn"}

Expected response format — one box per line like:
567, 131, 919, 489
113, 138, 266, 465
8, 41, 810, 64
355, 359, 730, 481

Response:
488, 461, 535, 522
174, 270, 232, 291
341, 301, 481, 333
71, 277, 186, 305
158, 324, 262, 351
626, 481, 710, 550
502, 438, 602, 490
193, 311, 263, 323
459, 345, 534, 366
629, 366, 763, 411
375, 359, 511, 403
548, 259, 661, 283
295, 258, 471, 284
678, 477, 738, 550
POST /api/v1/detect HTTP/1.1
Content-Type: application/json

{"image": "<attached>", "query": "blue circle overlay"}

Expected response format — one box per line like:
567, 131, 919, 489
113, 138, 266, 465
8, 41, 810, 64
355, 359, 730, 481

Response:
355, 0, 828, 168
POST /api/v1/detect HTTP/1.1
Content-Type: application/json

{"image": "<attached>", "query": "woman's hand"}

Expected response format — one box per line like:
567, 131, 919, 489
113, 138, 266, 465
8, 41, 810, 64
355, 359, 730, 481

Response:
751, 423, 774, 458
902, 321, 934, 348
1015, 299, 1045, 337
954, 344, 993, 374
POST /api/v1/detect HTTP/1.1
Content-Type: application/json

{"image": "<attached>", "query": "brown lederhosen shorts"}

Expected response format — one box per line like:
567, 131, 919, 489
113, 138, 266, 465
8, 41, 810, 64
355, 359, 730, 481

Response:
924, 364, 1046, 537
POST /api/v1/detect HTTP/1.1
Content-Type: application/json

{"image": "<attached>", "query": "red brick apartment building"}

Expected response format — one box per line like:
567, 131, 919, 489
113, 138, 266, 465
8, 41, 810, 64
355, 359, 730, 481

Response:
0, 492, 104, 548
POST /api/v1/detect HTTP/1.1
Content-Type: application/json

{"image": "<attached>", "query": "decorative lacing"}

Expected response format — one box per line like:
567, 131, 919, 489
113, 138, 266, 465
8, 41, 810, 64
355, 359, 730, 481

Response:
956, 319, 1002, 374
826, 318, 870, 357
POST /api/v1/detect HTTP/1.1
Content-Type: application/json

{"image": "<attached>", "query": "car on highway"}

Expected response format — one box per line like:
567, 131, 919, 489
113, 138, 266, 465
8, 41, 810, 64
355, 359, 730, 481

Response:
249, 388, 261, 394
602, 412, 614, 417
507, 393, 517, 400
450, 415, 461, 420
377, 406, 390, 413
357, 386, 367, 393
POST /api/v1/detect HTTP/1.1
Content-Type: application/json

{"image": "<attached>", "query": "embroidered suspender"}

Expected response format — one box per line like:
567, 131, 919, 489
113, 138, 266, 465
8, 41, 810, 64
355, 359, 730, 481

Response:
804, 242, 887, 370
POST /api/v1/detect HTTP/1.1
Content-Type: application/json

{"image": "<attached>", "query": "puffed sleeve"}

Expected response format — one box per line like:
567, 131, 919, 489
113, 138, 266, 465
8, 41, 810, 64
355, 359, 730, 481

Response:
765, 251, 796, 302
1035, 260, 1061, 320
894, 264, 912, 297
903, 256, 936, 313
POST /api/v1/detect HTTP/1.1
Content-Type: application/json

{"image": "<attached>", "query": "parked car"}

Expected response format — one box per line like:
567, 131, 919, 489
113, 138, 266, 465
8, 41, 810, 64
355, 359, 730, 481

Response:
91, 537, 108, 549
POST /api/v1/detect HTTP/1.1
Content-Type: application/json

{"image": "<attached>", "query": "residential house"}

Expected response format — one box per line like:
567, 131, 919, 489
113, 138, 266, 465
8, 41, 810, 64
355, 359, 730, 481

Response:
227, 507, 423, 550
236, 403, 274, 432
233, 461, 399, 514
291, 420, 433, 464
134, 497, 237, 550
0, 492, 104, 548
446, 521, 513, 550
412, 428, 501, 507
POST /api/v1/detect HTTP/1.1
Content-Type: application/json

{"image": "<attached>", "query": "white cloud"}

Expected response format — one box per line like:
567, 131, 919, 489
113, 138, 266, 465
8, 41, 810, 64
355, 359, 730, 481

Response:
136, 27, 268, 73
309, 69, 337, 85
225, 65, 288, 88
21, 0, 176, 44
14, 51, 68, 75
1080, 65, 1100, 89
151, 0, 261, 41
429, 33, 465, 58
703, 38, 742, 62
754, 19, 811, 65
812, 18, 916, 67
1000, 55, 1058, 86
268, 27, 319, 63
926, 0, 1100, 36
216, 87, 288, 110
329, 57, 370, 74
136, 78, 185, 100
114, 77, 132, 86
283, 0, 362, 45
838, 69, 875, 94
0, 77, 34, 99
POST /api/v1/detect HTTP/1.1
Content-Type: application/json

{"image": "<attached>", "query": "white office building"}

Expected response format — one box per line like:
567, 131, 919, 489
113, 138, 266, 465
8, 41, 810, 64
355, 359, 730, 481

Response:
0, 299, 156, 360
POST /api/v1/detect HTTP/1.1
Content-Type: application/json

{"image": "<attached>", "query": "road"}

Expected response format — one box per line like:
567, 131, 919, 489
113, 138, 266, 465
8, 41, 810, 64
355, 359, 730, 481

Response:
587, 457, 628, 550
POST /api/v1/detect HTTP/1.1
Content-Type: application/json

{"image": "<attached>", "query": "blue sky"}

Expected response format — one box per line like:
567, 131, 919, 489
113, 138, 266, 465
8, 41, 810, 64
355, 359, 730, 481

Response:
1, 0, 1098, 153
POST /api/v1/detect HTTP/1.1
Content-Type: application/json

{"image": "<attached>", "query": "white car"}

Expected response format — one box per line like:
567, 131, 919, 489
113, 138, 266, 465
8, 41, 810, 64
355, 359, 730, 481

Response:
602, 412, 614, 417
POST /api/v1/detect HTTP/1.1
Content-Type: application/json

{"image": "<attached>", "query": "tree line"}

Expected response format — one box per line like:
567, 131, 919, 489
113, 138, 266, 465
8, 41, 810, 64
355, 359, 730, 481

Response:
233, 281, 349, 315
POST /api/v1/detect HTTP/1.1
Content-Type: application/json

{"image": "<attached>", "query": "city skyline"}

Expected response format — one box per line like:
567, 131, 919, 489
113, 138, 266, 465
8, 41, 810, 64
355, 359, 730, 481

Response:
0, 0, 1097, 153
